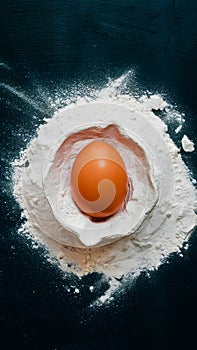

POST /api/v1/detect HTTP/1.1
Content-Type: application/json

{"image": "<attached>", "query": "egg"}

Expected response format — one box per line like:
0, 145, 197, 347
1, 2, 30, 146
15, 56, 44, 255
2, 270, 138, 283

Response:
70, 141, 128, 218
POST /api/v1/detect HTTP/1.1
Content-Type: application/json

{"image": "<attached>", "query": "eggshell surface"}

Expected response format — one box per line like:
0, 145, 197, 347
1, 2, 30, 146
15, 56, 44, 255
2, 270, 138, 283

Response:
70, 141, 128, 218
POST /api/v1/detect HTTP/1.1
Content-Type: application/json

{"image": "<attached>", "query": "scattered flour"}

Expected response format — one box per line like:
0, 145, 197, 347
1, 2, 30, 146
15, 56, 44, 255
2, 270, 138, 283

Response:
181, 134, 195, 152
175, 125, 182, 134
13, 74, 197, 295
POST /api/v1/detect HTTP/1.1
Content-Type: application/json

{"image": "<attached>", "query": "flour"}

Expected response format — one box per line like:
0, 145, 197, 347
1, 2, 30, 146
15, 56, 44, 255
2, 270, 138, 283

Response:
13, 74, 197, 289
181, 134, 195, 152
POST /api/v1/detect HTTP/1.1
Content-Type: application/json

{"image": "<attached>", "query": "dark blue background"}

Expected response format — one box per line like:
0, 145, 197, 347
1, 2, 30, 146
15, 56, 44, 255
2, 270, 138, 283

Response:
0, 1, 197, 349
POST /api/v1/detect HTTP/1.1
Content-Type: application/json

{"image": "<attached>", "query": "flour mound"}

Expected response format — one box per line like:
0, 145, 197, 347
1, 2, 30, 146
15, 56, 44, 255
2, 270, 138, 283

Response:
13, 75, 197, 283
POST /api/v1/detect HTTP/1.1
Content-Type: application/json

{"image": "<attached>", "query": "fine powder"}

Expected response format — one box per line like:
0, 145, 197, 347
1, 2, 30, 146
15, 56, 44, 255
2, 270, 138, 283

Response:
13, 76, 197, 283
181, 134, 195, 152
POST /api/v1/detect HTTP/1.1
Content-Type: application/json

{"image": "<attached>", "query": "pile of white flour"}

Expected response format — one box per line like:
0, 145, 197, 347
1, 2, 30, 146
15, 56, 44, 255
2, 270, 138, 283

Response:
13, 75, 197, 282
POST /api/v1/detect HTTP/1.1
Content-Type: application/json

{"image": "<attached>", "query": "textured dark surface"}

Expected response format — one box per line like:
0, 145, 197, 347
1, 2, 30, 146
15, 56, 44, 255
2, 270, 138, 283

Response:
0, 1, 197, 349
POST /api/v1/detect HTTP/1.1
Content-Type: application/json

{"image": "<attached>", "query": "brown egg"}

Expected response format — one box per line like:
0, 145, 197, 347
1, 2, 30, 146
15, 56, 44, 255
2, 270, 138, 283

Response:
70, 141, 128, 218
